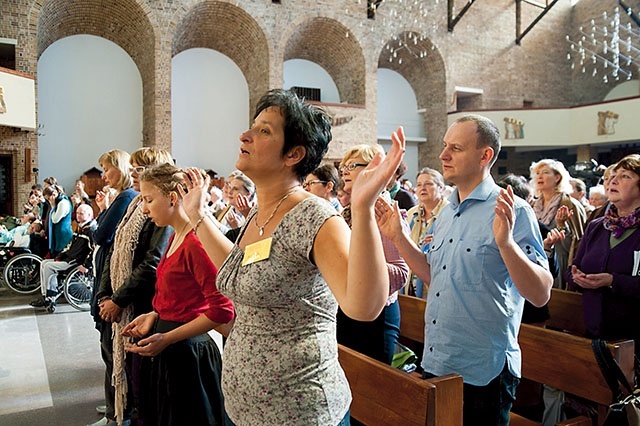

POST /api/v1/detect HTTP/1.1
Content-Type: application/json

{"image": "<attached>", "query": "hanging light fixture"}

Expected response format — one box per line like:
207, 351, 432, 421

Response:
566, 7, 640, 83
370, 0, 437, 64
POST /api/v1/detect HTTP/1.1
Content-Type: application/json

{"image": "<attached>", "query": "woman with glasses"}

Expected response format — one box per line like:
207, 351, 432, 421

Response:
303, 164, 341, 211
90, 148, 174, 426
337, 144, 409, 365
177, 89, 405, 425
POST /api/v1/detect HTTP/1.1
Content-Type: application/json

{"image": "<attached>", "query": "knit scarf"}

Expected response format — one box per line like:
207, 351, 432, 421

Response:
111, 196, 146, 425
533, 192, 562, 226
603, 204, 640, 238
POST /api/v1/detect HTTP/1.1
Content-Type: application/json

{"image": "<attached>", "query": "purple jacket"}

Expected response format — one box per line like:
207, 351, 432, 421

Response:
566, 217, 640, 349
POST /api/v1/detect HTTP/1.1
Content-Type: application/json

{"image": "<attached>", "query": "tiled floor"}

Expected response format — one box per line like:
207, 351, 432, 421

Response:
0, 285, 106, 426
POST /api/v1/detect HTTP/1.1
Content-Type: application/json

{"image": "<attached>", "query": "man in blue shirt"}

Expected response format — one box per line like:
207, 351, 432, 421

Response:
376, 114, 553, 425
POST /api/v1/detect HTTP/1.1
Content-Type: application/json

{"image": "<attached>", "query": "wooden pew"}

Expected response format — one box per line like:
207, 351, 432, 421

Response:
338, 344, 463, 426
397, 294, 635, 426
546, 289, 585, 336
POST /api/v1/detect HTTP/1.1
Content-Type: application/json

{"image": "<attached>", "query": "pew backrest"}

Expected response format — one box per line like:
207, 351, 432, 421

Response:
338, 344, 463, 426
546, 289, 585, 336
397, 294, 635, 408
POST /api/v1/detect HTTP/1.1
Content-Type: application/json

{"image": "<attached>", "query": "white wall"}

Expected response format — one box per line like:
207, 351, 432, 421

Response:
377, 68, 425, 142
171, 48, 249, 176
377, 68, 425, 184
604, 80, 640, 101
0, 69, 36, 130
448, 95, 640, 148
37, 34, 142, 193
283, 59, 340, 103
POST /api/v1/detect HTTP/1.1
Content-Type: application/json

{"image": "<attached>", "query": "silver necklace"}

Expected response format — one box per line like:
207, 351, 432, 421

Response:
255, 187, 300, 236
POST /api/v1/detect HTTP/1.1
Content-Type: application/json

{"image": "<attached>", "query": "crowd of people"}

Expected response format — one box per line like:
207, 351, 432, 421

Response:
3, 88, 638, 426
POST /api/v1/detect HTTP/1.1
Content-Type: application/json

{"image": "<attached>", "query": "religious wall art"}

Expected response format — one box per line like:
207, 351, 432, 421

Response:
503, 117, 524, 139
597, 110, 619, 135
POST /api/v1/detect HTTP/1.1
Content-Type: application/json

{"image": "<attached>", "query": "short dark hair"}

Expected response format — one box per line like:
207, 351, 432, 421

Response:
310, 164, 339, 196
454, 114, 501, 167
254, 89, 332, 180
497, 173, 531, 201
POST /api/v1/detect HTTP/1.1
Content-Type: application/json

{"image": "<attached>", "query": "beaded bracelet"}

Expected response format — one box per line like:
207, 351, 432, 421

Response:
192, 215, 207, 233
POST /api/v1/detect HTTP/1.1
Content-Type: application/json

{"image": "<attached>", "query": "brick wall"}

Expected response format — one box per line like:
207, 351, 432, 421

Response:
0, 0, 627, 214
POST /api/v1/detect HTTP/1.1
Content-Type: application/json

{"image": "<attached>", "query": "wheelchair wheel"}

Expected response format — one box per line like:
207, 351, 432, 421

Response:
3, 253, 42, 294
63, 266, 93, 311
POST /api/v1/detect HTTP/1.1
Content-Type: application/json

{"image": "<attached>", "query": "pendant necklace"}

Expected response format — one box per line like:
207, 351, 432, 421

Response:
255, 186, 300, 236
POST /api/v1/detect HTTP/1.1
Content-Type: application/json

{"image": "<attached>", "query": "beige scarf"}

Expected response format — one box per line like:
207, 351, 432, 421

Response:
111, 196, 146, 425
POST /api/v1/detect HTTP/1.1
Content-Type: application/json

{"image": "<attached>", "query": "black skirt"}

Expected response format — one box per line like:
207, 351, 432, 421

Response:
147, 319, 226, 426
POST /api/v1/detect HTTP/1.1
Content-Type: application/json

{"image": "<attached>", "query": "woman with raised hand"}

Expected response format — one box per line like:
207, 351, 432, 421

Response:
122, 163, 234, 425
337, 144, 409, 365
179, 89, 405, 425
530, 159, 586, 288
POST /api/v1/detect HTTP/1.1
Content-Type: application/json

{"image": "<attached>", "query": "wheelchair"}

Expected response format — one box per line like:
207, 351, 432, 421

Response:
1, 248, 94, 313
0, 246, 40, 294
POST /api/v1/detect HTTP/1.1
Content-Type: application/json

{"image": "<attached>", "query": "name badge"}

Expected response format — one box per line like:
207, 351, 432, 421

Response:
242, 237, 273, 266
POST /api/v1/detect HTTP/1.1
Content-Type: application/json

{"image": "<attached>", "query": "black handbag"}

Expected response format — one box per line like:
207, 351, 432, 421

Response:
592, 339, 640, 426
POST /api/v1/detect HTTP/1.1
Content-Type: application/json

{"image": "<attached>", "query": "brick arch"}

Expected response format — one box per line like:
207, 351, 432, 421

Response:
172, 1, 269, 116
378, 32, 447, 169
284, 17, 366, 105
35, 0, 157, 144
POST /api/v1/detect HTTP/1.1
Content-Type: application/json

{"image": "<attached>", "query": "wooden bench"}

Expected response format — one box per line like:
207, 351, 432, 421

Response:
338, 344, 462, 425
546, 288, 585, 336
397, 294, 635, 426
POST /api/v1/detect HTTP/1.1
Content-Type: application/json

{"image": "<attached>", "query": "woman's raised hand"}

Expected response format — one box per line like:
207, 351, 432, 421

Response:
350, 126, 406, 210
179, 168, 210, 222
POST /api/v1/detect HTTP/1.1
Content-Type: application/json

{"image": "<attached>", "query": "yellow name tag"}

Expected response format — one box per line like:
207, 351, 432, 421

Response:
242, 237, 273, 266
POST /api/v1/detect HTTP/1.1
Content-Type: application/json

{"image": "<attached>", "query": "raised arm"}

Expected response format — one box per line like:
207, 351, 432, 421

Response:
314, 127, 406, 321
375, 200, 432, 284
494, 185, 553, 307
179, 171, 234, 268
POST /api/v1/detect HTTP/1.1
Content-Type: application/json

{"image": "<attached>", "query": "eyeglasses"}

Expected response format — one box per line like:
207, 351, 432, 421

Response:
130, 166, 146, 174
339, 163, 368, 174
302, 180, 327, 189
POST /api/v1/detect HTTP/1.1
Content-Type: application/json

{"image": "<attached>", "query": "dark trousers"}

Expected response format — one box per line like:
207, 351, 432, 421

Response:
337, 300, 401, 365
423, 361, 519, 426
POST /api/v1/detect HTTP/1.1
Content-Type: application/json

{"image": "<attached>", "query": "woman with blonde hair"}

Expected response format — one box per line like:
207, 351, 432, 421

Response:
90, 148, 174, 426
88, 149, 137, 426
123, 163, 234, 425
530, 159, 586, 288
338, 143, 409, 364
406, 168, 449, 298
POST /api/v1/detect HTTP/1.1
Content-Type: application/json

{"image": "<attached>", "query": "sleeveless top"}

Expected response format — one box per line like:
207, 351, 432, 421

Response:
217, 196, 351, 425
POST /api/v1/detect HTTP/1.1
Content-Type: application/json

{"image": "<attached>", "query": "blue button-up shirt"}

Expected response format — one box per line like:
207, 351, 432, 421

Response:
423, 176, 548, 385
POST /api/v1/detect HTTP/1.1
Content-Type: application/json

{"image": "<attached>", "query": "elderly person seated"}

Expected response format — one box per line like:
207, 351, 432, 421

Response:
0, 213, 37, 246
30, 204, 97, 310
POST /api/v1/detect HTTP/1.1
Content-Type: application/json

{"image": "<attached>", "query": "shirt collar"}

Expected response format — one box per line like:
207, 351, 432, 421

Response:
448, 175, 496, 209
